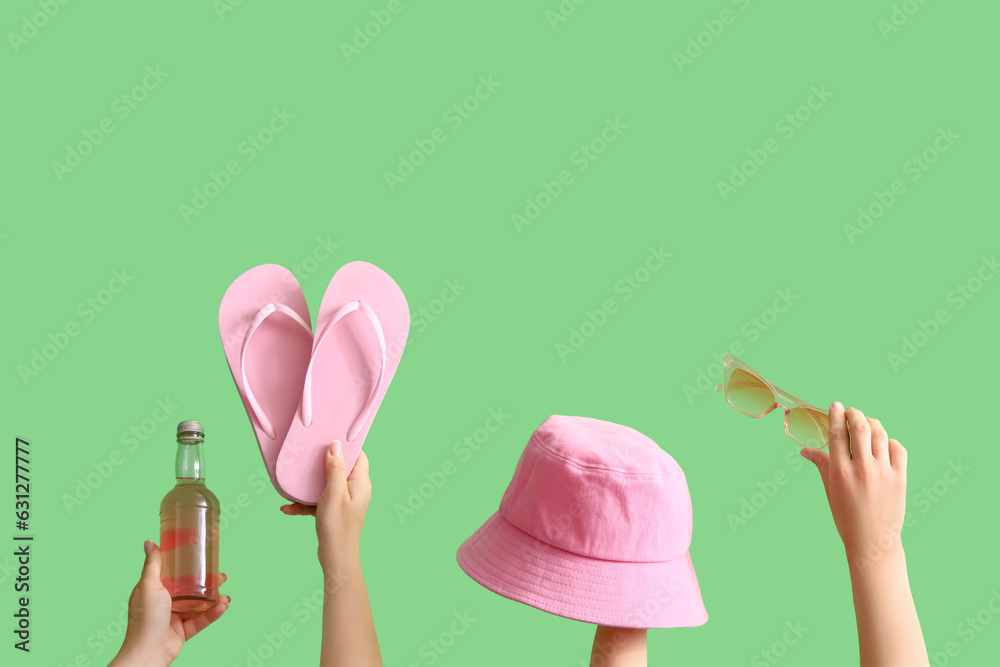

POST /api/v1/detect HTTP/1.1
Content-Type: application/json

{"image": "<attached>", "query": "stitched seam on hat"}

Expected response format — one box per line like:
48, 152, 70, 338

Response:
462, 550, 628, 624
464, 529, 694, 621
479, 519, 678, 595
500, 510, 680, 565
470, 532, 639, 604
531, 434, 682, 477
463, 552, 633, 620
460, 531, 705, 627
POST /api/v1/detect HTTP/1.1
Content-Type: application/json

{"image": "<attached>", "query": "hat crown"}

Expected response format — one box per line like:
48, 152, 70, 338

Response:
499, 415, 693, 563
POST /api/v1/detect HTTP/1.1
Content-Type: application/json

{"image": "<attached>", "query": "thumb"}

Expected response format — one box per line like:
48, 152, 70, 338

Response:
324, 441, 348, 497
140, 540, 162, 583
800, 447, 830, 483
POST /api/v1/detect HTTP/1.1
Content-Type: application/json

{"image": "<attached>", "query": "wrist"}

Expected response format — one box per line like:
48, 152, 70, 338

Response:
110, 646, 170, 667
321, 549, 362, 582
591, 626, 647, 667
845, 541, 907, 579
844, 528, 906, 572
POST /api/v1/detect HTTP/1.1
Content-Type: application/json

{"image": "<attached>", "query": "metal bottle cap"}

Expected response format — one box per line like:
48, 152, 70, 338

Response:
176, 420, 205, 443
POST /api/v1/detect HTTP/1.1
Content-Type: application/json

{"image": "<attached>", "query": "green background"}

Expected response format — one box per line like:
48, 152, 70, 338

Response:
3, 1, 998, 665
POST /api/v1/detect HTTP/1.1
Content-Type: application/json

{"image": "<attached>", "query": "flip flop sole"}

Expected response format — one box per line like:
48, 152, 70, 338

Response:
219, 264, 313, 495
276, 261, 409, 504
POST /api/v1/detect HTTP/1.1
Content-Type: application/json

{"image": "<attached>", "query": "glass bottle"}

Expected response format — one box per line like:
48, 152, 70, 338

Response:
159, 420, 221, 614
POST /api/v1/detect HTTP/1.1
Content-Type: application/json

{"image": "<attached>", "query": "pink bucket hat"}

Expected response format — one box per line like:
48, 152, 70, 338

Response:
456, 415, 708, 628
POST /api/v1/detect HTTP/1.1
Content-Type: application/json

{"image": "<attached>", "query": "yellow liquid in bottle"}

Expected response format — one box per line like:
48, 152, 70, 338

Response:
159, 479, 220, 614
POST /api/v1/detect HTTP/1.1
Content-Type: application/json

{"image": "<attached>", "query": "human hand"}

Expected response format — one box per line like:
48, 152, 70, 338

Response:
108, 541, 230, 667
280, 441, 372, 575
800, 406, 927, 665
280, 443, 380, 666
800, 401, 908, 568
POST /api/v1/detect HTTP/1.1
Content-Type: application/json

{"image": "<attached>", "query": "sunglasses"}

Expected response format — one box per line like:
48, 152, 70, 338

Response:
714, 353, 830, 449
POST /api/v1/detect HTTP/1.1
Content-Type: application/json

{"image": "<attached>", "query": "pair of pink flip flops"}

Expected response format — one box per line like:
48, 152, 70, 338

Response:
219, 262, 409, 505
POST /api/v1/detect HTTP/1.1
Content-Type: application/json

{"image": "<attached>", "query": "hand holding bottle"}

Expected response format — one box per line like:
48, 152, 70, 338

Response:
108, 540, 230, 667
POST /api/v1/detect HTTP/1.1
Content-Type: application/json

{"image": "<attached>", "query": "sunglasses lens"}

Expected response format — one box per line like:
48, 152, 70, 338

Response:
726, 368, 775, 417
788, 407, 830, 448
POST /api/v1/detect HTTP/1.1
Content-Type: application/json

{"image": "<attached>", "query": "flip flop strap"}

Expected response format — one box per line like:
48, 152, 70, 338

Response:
301, 300, 387, 442
240, 302, 311, 439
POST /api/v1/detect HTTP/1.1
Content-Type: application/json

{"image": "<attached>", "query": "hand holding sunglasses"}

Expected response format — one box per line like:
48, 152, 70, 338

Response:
716, 357, 926, 665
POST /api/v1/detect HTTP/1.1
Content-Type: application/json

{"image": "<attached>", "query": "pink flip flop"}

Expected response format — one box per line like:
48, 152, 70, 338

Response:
275, 261, 409, 505
219, 265, 313, 495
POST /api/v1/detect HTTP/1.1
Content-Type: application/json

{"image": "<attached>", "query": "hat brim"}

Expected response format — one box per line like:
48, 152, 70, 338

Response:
457, 512, 708, 628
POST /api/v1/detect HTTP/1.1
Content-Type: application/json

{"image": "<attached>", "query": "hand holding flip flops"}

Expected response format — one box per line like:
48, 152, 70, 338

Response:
218, 261, 409, 505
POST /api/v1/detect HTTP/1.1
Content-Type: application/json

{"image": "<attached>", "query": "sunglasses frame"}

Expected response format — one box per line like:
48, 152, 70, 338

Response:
714, 353, 830, 449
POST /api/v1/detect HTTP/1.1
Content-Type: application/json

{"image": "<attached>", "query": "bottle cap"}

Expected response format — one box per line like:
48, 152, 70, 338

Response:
177, 420, 205, 443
